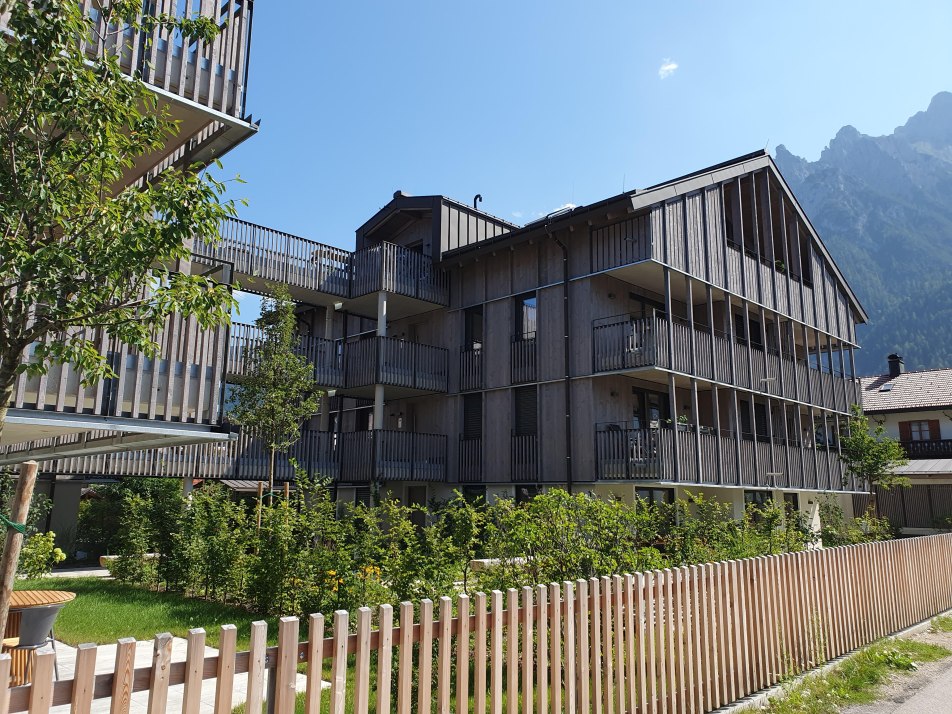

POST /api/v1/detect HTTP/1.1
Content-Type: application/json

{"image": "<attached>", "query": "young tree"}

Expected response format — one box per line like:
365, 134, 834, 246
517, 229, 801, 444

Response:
839, 405, 910, 511
228, 285, 322, 494
0, 2, 238, 444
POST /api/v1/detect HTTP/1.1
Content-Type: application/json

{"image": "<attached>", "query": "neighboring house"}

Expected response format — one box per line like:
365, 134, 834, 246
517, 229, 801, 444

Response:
0, 3, 258, 535
16, 149, 870, 532
855, 354, 952, 533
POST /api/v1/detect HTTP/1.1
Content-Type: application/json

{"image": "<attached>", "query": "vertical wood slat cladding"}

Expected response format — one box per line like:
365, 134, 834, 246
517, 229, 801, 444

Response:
68, 0, 253, 118
7, 315, 226, 425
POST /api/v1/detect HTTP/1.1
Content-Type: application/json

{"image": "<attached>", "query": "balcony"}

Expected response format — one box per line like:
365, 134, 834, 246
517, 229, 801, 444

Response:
592, 313, 861, 411
511, 335, 538, 384
459, 347, 483, 391
342, 337, 448, 398
337, 431, 448, 484
594, 425, 854, 491
194, 219, 448, 319
228, 323, 344, 388
511, 434, 539, 482
902, 439, 952, 460
459, 437, 483, 483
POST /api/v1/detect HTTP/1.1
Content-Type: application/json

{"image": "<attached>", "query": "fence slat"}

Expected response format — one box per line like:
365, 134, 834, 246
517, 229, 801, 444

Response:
522, 587, 534, 714
0, 654, 10, 714
474, 593, 488, 714
577, 579, 591, 714
437, 597, 452, 714
274, 618, 299, 714
377, 605, 394, 714
563, 582, 577, 714
457, 596, 470, 714
329, 612, 348, 714
183, 628, 206, 714
146, 634, 173, 714
591, 578, 603, 714
29, 651, 55, 714
491, 591, 503, 714
70, 644, 97, 714
536, 585, 548, 714
246, 622, 267, 714
417, 600, 433, 714
109, 638, 136, 714
304, 615, 324, 714
214, 626, 237, 714
397, 604, 414, 714
353, 609, 371, 714
507, 589, 519, 714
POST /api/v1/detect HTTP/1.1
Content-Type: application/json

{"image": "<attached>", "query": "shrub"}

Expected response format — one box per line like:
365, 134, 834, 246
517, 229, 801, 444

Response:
17, 532, 66, 578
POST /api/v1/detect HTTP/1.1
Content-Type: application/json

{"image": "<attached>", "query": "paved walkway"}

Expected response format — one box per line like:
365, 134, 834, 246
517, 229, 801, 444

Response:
46, 567, 111, 578
49, 637, 319, 714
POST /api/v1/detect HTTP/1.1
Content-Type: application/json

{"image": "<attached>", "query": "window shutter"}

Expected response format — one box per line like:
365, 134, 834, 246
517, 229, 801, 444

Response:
928, 420, 941, 441
463, 394, 483, 439
898, 421, 912, 442
513, 386, 537, 436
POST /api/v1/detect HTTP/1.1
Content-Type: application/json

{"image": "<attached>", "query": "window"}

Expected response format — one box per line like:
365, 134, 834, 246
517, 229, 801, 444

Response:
636, 487, 675, 506
514, 293, 537, 340
463, 393, 483, 439
901, 420, 938, 442
744, 490, 772, 508
464, 306, 484, 350
783, 492, 800, 513
513, 386, 537, 436
515, 485, 541, 503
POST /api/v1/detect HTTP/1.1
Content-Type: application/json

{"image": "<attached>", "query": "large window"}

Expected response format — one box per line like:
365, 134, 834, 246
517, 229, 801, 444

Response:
744, 490, 772, 508
636, 487, 674, 506
514, 293, 537, 340
902, 420, 938, 442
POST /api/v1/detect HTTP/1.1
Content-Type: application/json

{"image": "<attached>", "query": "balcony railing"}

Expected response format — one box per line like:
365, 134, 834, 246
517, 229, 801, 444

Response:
338, 431, 448, 484
511, 334, 538, 384
592, 313, 861, 412
511, 434, 539, 482
903, 439, 952, 459
228, 323, 344, 387
343, 337, 448, 393
459, 347, 483, 391
594, 425, 854, 491
459, 437, 483, 483
77, 1, 253, 119
194, 219, 448, 307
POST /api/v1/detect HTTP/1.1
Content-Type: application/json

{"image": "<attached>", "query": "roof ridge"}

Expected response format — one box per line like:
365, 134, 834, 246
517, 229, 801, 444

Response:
861, 366, 952, 380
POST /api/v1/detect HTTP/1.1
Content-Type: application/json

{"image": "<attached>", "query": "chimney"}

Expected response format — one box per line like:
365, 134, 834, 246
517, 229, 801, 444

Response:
887, 353, 905, 379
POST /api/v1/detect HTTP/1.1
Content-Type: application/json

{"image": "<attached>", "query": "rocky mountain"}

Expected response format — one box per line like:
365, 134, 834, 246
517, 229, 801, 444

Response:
775, 91, 952, 376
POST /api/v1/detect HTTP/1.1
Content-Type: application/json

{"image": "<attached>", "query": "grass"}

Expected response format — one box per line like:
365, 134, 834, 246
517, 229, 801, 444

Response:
930, 614, 952, 633
16, 577, 276, 649
762, 636, 951, 713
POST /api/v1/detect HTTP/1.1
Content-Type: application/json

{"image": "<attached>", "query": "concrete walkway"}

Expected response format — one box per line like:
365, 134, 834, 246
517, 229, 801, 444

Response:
49, 636, 319, 714
46, 566, 111, 578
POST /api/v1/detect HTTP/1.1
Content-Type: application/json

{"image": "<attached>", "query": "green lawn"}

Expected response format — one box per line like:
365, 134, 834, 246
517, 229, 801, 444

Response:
16, 577, 276, 649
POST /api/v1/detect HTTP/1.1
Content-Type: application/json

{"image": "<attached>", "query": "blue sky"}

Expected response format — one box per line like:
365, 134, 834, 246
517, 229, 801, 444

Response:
227, 1, 952, 319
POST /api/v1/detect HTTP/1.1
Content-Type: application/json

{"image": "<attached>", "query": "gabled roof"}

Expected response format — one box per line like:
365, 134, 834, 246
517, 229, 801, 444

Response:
438, 150, 868, 322
861, 367, 952, 413
356, 193, 517, 244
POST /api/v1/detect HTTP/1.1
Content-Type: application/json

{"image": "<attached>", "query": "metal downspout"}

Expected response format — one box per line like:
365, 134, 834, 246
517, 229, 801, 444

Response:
552, 232, 574, 494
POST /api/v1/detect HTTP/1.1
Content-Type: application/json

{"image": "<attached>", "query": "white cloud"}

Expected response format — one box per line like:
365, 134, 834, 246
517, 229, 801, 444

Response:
512, 211, 524, 219
658, 58, 678, 80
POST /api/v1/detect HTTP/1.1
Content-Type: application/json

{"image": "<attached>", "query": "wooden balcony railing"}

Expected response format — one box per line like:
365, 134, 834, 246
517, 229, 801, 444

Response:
78, 0, 253, 119
459, 436, 483, 483
343, 337, 448, 393
595, 426, 854, 491
338, 431, 448, 484
511, 434, 538, 482
592, 314, 861, 412
510, 335, 537, 384
351, 243, 449, 305
195, 219, 448, 307
228, 323, 344, 388
459, 347, 483, 391
902, 439, 952, 459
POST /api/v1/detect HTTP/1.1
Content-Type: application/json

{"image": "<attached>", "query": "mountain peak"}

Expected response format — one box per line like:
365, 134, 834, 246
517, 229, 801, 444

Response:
895, 91, 952, 146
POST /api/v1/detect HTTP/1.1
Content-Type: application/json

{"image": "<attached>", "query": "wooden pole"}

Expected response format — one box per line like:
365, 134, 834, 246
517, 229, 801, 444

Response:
0, 461, 38, 640
256, 481, 264, 531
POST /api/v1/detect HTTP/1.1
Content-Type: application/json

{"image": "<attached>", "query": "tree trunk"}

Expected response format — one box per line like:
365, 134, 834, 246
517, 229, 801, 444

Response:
0, 352, 22, 447
269, 447, 276, 505
0, 461, 38, 641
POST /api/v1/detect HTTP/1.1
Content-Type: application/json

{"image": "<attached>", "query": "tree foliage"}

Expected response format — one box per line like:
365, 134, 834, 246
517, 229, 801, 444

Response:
0, 1, 239, 440
839, 405, 910, 491
227, 285, 322, 488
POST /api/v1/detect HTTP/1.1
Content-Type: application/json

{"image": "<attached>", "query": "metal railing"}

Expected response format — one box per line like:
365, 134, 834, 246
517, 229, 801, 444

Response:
903, 439, 952, 459
511, 434, 538, 482
338, 431, 448, 484
510, 334, 538, 384
227, 323, 344, 388
459, 436, 483, 483
459, 347, 483, 391
343, 337, 448, 393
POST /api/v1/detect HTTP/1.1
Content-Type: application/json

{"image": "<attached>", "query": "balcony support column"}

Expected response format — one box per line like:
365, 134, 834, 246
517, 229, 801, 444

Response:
373, 291, 388, 432
663, 267, 681, 483
319, 309, 335, 432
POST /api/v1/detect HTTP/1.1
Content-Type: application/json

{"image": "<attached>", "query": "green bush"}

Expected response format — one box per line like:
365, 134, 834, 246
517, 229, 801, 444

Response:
17, 531, 66, 578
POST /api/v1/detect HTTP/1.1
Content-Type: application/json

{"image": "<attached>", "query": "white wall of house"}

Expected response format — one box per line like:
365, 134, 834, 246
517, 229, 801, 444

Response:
872, 409, 952, 442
